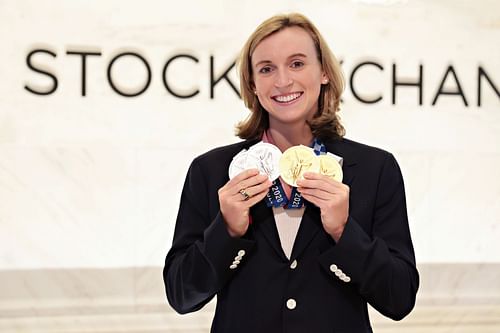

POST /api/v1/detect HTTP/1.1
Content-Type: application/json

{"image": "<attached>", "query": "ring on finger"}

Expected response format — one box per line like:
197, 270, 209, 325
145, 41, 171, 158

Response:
239, 188, 251, 201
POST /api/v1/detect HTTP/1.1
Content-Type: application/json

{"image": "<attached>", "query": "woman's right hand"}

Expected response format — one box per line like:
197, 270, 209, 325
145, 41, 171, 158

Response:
218, 169, 271, 237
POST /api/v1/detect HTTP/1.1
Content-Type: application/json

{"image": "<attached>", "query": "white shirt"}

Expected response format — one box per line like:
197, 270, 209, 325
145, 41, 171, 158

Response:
272, 206, 305, 259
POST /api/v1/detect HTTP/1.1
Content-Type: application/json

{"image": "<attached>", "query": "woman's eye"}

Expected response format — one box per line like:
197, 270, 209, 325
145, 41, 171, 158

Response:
259, 66, 272, 74
291, 61, 304, 68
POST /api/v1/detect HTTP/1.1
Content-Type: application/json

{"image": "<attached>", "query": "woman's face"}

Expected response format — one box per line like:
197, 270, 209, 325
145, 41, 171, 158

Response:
251, 26, 327, 129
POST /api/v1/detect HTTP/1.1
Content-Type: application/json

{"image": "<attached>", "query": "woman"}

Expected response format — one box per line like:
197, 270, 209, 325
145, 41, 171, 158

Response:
164, 13, 419, 333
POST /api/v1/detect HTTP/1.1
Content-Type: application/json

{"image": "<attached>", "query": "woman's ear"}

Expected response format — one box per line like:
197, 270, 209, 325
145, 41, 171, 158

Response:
250, 82, 257, 95
321, 72, 329, 85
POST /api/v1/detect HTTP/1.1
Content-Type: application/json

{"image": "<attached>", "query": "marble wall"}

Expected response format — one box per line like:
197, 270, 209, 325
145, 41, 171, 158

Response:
1, 0, 498, 270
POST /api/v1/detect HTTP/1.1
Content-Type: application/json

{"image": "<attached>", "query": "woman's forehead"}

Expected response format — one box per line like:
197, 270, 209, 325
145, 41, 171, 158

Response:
251, 27, 317, 65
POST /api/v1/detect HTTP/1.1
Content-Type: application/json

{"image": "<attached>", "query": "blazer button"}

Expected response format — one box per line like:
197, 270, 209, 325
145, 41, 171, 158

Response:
290, 260, 298, 269
229, 264, 238, 269
238, 250, 246, 257
286, 298, 296, 310
329, 264, 338, 272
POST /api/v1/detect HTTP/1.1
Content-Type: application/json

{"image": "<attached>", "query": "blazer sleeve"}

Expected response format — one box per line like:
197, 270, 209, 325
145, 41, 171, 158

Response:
163, 157, 255, 314
318, 152, 419, 320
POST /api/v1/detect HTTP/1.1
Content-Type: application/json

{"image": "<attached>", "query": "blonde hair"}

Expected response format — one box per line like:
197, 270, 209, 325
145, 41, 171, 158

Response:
236, 13, 345, 141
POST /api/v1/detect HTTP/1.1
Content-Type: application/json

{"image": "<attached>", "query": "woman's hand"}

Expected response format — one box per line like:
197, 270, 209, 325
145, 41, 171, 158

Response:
218, 169, 272, 237
297, 172, 350, 242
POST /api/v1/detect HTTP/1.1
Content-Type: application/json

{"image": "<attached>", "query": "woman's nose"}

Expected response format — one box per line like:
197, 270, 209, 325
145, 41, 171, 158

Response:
274, 69, 293, 88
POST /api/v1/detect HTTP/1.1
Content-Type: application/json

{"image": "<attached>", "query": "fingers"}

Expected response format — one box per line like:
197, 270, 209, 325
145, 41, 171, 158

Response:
237, 174, 271, 196
244, 185, 271, 206
298, 187, 332, 201
297, 172, 349, 201
220, 169, 258, 193
219, 168, 272, 209
223, 169, 270, 195
301, 171, 343, 184
240, 177, 272, 200
299, 191, 326, 207
297, 172, 341, 191
226, 168, 260, 187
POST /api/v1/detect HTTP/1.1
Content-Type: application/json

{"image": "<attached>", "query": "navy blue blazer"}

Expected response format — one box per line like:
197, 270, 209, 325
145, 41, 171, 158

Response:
164, 137, 419, 333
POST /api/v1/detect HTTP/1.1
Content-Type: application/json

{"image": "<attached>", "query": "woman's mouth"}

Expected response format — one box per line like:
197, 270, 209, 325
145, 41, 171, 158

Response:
272, 92, 303, 104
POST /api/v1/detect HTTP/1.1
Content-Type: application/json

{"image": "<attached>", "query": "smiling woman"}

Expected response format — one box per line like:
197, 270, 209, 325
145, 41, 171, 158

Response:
251, 27, 328, 136
163, 12, 419, 333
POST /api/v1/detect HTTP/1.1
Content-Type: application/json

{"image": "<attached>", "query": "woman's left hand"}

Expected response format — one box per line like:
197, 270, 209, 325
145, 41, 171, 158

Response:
296, 172, 350, 242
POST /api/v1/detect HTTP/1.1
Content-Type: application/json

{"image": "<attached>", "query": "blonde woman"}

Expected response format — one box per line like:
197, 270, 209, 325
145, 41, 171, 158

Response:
164, 13, 418, 332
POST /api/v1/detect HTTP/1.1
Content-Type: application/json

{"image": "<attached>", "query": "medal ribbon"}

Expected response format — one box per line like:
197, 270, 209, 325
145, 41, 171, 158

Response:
265, 138, 327, 209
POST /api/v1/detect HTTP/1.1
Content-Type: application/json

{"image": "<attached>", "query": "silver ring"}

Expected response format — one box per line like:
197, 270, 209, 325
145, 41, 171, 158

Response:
239, 189, 250, 201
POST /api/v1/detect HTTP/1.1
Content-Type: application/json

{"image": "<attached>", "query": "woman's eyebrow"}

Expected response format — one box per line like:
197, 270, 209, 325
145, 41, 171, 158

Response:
288, 53, 308, 59
254, 53, 308, 68
254, 59, 272, 67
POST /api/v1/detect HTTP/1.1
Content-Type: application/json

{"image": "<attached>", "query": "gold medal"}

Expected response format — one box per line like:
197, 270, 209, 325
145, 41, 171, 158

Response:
318, 154, 343, 182
279, 145, 320, 186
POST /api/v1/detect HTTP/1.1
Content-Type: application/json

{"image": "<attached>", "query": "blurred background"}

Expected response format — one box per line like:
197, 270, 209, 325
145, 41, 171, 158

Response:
0, 0, 499, 332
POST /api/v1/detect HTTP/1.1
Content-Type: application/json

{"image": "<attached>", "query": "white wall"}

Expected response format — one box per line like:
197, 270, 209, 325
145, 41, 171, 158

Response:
0, 0, 499, 269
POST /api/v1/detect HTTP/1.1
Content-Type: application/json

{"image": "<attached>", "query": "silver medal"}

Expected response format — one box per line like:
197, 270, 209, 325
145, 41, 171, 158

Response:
228, 149, 249, 179
245, 142, 282, 181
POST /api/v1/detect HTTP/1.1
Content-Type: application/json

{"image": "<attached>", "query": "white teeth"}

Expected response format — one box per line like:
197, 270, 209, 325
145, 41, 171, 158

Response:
275, 92, 301, 103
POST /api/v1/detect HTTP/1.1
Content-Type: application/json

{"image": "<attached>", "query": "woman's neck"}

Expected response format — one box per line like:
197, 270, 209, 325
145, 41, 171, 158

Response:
268, 124, 314, 152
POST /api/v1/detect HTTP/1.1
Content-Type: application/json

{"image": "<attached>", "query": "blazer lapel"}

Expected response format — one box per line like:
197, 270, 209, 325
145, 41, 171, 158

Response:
250, 200, 288, 261
290, 204, 321, 260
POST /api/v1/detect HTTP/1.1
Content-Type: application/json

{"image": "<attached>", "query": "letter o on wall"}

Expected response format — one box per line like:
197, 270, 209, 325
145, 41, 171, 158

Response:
107, 52, 152, 97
